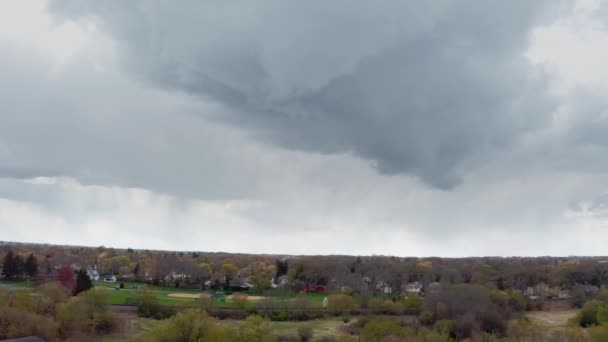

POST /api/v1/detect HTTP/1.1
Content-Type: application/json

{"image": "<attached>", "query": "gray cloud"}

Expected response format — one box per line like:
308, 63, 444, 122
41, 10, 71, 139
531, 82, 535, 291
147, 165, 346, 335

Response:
48, 0, 561, 188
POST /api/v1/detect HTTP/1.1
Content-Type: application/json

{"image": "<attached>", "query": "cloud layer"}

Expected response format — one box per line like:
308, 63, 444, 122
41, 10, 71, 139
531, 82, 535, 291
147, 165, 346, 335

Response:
49, 0, 563, 188
1, 0, 608, 256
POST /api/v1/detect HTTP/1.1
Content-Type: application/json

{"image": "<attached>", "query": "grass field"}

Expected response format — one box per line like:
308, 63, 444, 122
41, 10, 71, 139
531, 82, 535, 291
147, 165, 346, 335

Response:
0, 279, 33, 290
94, 280, 329, 308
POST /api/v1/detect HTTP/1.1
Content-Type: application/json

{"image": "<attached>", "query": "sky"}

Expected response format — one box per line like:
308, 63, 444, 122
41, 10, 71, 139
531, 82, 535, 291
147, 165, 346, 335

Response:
1, 0, 608, 256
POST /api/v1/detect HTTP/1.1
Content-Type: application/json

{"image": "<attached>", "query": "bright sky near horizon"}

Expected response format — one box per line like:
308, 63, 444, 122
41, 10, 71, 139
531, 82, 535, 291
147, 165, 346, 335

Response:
2, 0, 608, 256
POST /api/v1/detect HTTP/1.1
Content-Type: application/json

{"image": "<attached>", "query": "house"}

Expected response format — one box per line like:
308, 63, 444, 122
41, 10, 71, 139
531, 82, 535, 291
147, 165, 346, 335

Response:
103, 275, 117, 282
405, 281, 423, 294
271, 275, 289, 288
375, 280, 392, 295
240, 282, 255, 290
165, 272, 189, 282
86, 267, 100, 281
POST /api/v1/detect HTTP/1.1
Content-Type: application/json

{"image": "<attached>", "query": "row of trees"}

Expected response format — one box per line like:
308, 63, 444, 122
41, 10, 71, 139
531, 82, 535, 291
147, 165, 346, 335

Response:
2, 250, 38, 279
3, 244, 608, 296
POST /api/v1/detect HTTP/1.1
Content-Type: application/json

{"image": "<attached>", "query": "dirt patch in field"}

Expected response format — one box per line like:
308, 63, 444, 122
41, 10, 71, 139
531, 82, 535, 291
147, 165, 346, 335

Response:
226, 295, 267, 301
526, 309, 578, 327
167, 293, 267, 301
167, 293, 210, 299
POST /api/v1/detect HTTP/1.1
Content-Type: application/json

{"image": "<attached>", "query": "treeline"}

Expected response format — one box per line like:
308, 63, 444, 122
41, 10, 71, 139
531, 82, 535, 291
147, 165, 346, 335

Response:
2, 243, 607, 296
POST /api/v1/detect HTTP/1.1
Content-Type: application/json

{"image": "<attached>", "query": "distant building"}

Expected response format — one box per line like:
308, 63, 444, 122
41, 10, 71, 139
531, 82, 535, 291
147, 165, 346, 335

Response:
375, 280, 392, 294
405, 281, 423, 294
103, 275, 117, 282
86, 267, 100, 281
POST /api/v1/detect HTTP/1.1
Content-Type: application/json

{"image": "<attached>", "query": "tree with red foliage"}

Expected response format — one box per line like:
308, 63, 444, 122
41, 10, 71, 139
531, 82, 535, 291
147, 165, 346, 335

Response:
57, 266, 76, 293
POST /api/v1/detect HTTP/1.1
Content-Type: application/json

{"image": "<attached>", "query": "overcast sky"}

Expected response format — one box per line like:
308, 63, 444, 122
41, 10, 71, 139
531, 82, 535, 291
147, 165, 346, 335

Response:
1, 0, 608, 256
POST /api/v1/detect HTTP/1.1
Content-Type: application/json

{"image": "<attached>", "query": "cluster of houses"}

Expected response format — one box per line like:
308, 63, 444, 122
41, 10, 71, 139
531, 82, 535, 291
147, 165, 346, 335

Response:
71, 263, 601, 302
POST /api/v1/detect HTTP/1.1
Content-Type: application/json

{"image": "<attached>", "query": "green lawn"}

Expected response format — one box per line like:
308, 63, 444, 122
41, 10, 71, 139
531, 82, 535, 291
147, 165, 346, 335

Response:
0, 279, 32, 291
94, 281, 330, 308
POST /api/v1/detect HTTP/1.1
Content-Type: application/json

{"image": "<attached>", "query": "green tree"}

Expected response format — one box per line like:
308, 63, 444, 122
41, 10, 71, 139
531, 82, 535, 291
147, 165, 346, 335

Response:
221, 263, 238, 289
138, 288, 161, 318
74, 269, 93, 295
2, 250, 19, 279
24, 253, 38, 278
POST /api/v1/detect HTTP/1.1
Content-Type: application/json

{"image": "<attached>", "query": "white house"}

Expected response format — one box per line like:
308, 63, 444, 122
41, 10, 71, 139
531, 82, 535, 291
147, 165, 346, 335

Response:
375, 280, 392, 294
86, 268, 100, 281
103, 275, 117, 283
405, 281, 423, 294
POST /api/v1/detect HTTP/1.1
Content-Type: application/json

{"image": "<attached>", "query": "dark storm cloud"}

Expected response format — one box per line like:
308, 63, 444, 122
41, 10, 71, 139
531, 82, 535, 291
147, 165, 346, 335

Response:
48, 0, 560, 188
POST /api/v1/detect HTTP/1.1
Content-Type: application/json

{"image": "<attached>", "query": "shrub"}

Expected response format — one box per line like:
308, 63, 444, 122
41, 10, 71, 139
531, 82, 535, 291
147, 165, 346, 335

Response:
508, 318, 543, 341
401, 295, 423, 314
0, 306, 58, 341
418, 310, 435, 325
453, 313, 475, 340
478, 310, 506, 337
360, 318, 406, 342
90, 310, 116, 334
232, 292, 248, 311
326, 294, 355, 315
368, 297, 384, 313
237, 315, 274, 342
138, 288, 161, 318
56, 297, 89, 337
79, 288, 109, 313
270, 311, 289, 321
148, 309, 229, 342
36, 282, 69, 315
433, 319, 454, 337
574, 300, 601, 327
199, 293, 214, 312
297, 325, 314, 341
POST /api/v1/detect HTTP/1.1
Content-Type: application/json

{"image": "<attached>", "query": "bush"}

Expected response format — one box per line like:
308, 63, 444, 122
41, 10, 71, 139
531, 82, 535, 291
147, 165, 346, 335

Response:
360, 318, 407, 342
148, 309, 230, 342
138, 288, 161, 318
90, 310, 116, 334
478, 310, 506, 337
79, 288, 109, 312
237, 315, 274, 342
297, 325, 314, 341
401, 295, 423, 314
368, 297, 384, 313
56, 297, 89, 337
508, 318, 543, 341
433, 319, 454, 337
453, 313, 475, 340
232, 292, 248, 311
0, 306, 58, 341
326, 294, 355, 315
573, 300, 601, 327
270, 311, 289, 321
418, 310, 435, 326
